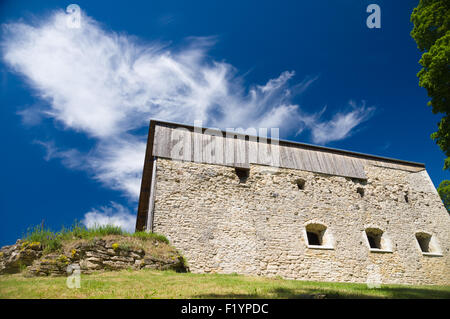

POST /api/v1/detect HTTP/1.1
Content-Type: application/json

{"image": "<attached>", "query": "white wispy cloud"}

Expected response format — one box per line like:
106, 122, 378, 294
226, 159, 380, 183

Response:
82, 202, 136, 233
1, 9, 375, 228
33, 140, 84, 169
308, 101, 375, 144
17, 106, 44, 126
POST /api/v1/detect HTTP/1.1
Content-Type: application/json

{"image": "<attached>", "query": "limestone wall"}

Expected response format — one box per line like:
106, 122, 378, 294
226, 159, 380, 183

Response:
152, 158, 450, 285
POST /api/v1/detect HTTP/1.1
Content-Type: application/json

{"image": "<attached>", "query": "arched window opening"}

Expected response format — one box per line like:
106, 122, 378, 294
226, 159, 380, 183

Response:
415, 232, 444, 255
416, 233, 431, 253
305, 223, 334, 249
414, 232, 442, 256
365, 228, 384, 250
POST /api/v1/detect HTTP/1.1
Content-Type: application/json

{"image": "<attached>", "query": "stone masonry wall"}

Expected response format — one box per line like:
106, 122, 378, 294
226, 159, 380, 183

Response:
152, 158, 450, 285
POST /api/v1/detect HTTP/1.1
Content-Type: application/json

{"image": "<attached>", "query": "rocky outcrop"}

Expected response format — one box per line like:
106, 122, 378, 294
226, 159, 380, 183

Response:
1, 237, 187, 277
25, 253, 71, 277
0, 240, 42, 274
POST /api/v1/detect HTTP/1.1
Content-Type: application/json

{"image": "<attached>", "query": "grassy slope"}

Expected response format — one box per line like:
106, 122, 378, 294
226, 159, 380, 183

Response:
3, 224, 448, 299
1, 269, 449, 299
20, 223, 169, 255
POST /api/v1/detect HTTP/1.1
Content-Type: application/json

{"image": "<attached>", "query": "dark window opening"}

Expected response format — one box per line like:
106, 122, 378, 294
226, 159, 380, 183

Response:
307, 231, 321, 246
306, 223, 327, 246
404, 192, 409, 203
365, 229, 382, 249
357, 187, 365, 197
367, 235, 378, 249
295, 178, 306, 190
416, 233, 431, 253
235, 168, 249, 183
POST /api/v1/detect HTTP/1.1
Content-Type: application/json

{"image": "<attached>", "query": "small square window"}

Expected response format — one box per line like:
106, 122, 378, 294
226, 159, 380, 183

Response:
235, 167, 249, 183
357, 187, 365, 197
295, 178, 306, 190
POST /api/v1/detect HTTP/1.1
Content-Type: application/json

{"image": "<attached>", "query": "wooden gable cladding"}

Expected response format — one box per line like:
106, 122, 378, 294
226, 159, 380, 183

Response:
153, 123, 282, 171
150, 121, 425, 179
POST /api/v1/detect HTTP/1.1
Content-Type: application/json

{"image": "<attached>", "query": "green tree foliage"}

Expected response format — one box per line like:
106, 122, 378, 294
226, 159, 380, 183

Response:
437, 180, 450, 212
410, 0, 450, 169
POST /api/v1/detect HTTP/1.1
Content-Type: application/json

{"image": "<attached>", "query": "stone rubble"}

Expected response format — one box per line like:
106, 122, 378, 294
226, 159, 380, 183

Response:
0, 238, 187, 277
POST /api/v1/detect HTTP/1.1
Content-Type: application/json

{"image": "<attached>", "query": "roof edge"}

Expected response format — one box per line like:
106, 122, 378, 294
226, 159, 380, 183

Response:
149, 119, 426, 169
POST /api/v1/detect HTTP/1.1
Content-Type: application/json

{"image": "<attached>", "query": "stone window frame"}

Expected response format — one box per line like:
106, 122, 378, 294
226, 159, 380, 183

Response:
303, 221, 334, 250
415, 231, 443, 257
363, 226, 393, 253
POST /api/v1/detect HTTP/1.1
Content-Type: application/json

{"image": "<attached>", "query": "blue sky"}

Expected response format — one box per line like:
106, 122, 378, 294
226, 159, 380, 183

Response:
0, 0, 448, 246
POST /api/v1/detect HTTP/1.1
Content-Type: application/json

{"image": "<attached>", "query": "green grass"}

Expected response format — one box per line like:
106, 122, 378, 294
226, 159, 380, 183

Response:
131, 231, 169, 244
22, 222, 169, 253
0, 270, 449, 299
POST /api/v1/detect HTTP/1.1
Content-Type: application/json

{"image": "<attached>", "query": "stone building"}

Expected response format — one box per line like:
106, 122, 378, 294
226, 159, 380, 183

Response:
136, 120, 449, 285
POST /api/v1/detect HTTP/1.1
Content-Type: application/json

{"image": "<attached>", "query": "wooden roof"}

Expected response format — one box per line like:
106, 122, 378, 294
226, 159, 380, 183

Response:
151, 120, 424, 178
